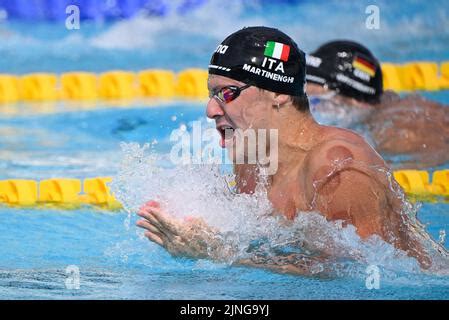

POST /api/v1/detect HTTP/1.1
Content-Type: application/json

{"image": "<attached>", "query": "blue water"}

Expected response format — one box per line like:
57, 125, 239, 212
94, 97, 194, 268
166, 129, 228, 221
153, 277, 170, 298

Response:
0, 0, 449, 299
0, 202, 448, 299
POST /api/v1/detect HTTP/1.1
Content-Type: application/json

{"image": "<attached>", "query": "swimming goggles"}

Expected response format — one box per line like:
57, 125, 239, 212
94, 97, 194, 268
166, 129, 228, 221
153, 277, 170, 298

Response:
309, 91, 337, 107
211, 84, 251, 105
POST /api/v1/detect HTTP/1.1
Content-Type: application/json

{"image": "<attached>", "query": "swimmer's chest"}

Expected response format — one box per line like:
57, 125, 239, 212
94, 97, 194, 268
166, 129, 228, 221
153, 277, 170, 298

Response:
268, 174, 309, 220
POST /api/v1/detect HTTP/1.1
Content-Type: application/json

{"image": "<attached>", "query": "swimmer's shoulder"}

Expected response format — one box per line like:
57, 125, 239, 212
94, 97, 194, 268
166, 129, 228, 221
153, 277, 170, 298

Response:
310, 126, 386, 165
301, 126, 387, 186
301, 126, 390, 204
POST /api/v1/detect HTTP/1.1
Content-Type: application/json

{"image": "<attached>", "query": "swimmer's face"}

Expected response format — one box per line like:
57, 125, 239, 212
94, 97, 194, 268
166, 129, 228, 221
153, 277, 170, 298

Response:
306, 82, 373, 112
206, 75, 272, 151
307, 83, 329, 95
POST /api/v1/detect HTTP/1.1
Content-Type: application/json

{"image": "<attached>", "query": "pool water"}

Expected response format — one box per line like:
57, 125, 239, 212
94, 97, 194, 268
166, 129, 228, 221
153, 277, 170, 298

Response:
0, 0, 449, 299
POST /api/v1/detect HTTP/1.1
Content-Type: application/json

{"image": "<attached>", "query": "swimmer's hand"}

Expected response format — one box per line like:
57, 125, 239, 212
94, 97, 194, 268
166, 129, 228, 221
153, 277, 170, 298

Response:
137, 201, 335, 277
137, 201, 222, 259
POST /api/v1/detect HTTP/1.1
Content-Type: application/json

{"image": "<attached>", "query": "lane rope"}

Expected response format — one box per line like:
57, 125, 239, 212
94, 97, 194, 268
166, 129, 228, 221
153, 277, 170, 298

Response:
1, 169, 448, 210
1, 62, 449, 104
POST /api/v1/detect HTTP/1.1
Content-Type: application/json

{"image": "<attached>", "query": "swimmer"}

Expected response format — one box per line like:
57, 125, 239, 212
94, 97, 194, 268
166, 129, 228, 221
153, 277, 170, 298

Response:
137, 27, 442, 275
306, 40, 449, 169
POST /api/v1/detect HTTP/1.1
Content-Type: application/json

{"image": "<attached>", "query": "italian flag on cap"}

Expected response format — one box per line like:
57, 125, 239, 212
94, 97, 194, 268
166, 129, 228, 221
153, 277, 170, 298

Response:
264, 41, 290, 62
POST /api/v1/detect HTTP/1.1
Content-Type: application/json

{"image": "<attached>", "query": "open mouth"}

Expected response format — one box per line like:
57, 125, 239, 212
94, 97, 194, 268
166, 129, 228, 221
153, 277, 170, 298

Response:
216, 124, 235, 148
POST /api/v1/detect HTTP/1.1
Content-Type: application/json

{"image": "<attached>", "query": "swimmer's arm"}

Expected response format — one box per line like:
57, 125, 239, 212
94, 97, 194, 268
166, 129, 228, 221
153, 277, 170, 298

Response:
318, 168, 386, 238
307, 160, 435, 269
234, 253, 334, 278
304, 143, 388, 239
137, 201, 335, 276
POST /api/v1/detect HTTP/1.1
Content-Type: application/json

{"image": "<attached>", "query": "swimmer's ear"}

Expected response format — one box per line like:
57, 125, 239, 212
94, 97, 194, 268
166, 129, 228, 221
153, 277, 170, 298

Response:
273, 93, 290, 108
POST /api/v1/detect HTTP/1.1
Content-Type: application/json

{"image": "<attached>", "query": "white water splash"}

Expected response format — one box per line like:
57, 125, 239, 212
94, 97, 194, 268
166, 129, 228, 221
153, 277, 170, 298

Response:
1, 0, 449, 75
109, 141, 449, 277
86, 0, 449, 54
89, 0, 265, 50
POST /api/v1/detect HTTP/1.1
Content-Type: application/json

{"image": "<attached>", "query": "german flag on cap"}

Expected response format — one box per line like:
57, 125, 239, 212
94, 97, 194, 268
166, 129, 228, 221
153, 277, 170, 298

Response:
352, 55, 376, 77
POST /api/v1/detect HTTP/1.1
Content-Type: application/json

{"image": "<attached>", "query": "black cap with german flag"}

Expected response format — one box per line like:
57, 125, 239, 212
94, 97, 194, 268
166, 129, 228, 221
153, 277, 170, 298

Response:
209, 26, 307, 96
306, 40, 383, 103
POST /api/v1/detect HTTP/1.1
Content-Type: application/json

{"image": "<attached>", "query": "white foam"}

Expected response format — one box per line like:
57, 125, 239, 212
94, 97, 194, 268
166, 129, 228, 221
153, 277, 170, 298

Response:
110, 141, 449, 277
89, 0, 265, 50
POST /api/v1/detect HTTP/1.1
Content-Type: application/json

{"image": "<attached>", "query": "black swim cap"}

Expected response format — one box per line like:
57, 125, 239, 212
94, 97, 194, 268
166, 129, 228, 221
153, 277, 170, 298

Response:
306, 40, 383, 103
209, 26, 306, 96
